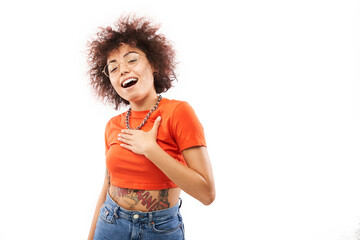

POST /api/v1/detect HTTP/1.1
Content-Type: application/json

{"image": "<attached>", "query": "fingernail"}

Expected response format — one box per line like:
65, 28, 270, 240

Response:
157, 116, 161, 120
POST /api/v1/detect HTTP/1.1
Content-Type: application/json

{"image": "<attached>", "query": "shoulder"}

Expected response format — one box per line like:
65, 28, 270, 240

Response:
105, 111, 127, 130
161, 97, 186, 107
161, 98, 192, 113
161, 98, 201, 124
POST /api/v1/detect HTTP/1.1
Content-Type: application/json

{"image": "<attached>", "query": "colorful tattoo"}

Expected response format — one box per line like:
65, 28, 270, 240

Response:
109, 187, 171, 211
157, 189, 170, 210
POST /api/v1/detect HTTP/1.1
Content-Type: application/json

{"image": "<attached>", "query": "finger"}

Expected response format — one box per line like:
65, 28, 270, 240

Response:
118, 133, 133, 140
118, 136, 132, 145
150, 116, 161, 132
120, 143, 133, 151
121, 129, 135, 135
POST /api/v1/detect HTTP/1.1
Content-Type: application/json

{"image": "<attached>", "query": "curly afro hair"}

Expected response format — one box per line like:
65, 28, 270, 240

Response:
87, 15, 177, 110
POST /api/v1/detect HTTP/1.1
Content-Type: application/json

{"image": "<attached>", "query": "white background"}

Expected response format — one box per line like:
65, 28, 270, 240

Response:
0, 0, 359, 239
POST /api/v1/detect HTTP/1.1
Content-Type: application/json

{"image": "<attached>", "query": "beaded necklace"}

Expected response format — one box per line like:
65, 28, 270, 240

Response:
125, 95, 162, 130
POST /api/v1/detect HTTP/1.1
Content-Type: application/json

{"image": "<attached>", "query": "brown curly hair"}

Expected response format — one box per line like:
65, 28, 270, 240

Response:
87, 15, 177, 110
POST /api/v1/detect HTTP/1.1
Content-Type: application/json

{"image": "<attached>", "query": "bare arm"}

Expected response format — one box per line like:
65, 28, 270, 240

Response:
88, 168, 110, 240
144, 144, 215, 205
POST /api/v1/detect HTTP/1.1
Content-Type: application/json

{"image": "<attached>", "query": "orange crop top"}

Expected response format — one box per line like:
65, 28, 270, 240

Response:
105, 98, 207, 190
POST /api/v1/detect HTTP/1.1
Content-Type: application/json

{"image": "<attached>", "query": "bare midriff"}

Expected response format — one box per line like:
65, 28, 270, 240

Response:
108, 185, 181, 212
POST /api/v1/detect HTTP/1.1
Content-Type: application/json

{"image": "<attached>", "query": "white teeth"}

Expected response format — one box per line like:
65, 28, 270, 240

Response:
122, 78, 138, 87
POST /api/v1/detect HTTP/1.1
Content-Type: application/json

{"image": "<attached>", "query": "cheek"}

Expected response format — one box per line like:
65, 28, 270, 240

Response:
109, 79, 119, 90
138, 67, 155, 85
109, 80, 124, 96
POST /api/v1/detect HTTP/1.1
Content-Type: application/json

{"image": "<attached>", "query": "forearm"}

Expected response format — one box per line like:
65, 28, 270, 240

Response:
145, 143, 215, 205
88, 182, 109, 239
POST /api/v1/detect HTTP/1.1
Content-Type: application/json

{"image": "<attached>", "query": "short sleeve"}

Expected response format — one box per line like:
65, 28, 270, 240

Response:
171, 102, 207, 152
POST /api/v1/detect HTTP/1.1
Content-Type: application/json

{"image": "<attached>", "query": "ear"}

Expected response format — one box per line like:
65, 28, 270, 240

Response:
153, 68, 159, 78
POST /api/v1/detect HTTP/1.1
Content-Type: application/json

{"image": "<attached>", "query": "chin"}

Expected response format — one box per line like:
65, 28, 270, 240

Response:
122, 93, 144, 103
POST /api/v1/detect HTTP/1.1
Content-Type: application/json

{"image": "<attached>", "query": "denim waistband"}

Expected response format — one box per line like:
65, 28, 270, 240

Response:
104, 190, 182, 223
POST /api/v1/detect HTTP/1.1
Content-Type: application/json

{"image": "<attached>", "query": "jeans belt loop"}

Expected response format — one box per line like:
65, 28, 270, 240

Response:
113, 207, 119, 219
148, 212, 153, 223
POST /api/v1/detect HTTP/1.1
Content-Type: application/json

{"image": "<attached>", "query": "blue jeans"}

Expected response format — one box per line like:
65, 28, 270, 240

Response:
93, 191, 185, 240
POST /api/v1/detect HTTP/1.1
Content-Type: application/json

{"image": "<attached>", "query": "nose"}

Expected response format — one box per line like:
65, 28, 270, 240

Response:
120, 62, 130, 77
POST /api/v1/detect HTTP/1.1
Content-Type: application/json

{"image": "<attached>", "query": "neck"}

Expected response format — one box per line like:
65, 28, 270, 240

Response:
129, 93, 159, 111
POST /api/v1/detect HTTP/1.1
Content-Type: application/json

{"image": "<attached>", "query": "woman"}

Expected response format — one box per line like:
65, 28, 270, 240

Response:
87, 15, 215, 240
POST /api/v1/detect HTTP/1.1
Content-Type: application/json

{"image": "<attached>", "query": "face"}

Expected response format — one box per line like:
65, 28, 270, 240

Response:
106, 44, 156, 103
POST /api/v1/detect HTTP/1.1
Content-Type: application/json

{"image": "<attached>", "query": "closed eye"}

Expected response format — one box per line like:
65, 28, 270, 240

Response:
110, 67, 118, 73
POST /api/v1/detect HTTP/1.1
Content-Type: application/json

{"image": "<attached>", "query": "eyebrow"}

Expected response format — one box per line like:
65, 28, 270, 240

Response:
108, 51, 139, 64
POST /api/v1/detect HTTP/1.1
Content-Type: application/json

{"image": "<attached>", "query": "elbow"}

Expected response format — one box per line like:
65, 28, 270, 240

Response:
202, 190, 216, 206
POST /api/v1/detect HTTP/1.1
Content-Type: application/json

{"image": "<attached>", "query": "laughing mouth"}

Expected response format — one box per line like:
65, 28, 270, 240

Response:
122, 77, 138, 88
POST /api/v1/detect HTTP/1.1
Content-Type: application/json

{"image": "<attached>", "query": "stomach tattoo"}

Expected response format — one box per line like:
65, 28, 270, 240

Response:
108, 186, 179, 212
